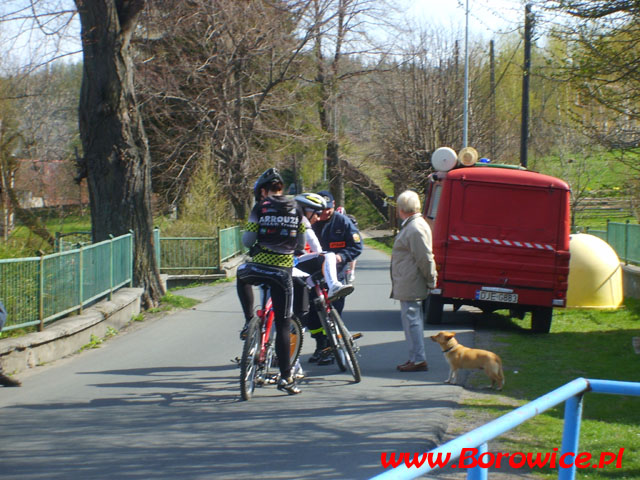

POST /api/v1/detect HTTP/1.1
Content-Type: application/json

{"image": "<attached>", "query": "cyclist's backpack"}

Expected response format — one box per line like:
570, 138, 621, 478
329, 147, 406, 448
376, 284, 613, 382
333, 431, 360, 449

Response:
255, 195, 301, 254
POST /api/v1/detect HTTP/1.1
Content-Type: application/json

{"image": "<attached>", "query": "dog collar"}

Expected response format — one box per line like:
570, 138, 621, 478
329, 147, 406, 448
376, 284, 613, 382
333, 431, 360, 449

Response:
443, 345, 455, 353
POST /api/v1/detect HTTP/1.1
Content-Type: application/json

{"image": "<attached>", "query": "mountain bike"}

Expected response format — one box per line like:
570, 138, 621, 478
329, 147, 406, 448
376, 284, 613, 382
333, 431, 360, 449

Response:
309, 272, 362, 383
240, 284, 304, 400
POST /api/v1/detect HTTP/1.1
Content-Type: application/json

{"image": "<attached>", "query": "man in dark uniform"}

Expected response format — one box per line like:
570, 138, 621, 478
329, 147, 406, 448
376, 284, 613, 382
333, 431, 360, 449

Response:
306, 190, 363, 364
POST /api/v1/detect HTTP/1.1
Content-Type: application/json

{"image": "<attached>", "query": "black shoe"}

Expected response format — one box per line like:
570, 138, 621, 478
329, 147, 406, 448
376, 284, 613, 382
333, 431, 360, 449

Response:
0, 373, 21, 387
277, 377, 301, 395
308, 349, 323, 363
317, 351, 335, 366
239, 323, 249, 340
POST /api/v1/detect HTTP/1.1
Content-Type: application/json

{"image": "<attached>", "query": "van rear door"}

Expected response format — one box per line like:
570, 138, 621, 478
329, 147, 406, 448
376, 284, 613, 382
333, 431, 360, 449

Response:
437, 168, 570, 305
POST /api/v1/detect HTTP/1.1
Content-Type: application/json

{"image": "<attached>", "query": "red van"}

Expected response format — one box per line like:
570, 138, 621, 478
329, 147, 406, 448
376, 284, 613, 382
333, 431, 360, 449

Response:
423, 163, 571, 333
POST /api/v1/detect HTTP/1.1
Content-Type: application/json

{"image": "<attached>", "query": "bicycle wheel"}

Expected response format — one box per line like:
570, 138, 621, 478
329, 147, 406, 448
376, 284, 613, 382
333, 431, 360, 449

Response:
317, 302, 345, 371
289, 315, 304, 366
240, 316, 262, 401
330, 308, 362, 383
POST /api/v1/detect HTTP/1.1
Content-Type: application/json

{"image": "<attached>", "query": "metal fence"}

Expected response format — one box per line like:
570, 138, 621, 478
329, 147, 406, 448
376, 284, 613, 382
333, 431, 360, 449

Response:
55, 231, 92, 251
368, 378, 640, 480
584, 221, 640, 265
157, 226, 245, 274
1, 226, 245, 332
0, 233, 133, 332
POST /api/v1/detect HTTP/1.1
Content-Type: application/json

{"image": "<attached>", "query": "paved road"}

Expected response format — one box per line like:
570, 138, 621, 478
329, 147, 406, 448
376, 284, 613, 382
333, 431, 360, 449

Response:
0, 246, 479, 480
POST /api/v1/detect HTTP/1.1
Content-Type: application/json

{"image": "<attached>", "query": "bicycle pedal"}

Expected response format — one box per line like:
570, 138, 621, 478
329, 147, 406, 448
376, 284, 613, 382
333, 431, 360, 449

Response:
320, 347, 333, 355
352, 333, 363, 340
231, 357, 241, 364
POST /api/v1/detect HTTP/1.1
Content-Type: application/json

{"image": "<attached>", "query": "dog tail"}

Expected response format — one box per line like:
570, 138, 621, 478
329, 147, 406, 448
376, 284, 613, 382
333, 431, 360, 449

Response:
496, 358, 505, 390
490, 356, 505, 390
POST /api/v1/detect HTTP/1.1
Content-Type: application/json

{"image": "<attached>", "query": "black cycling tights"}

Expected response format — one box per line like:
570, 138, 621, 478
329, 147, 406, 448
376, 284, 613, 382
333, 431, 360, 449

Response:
236, 263, 294, 379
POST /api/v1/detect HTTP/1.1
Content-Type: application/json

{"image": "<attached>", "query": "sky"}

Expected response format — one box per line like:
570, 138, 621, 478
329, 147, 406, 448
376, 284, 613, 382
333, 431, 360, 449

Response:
400, 0, 527, 39
0, 0, 530, 71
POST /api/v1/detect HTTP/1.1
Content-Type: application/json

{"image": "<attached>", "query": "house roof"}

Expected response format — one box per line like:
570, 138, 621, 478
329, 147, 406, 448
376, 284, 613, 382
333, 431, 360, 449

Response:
13, 159, 89, 207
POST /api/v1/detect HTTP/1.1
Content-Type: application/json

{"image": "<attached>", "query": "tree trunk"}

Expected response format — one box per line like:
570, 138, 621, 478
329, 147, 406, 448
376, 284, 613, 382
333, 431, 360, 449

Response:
339, 158, 389, 223
75, 0, 164, 308
326, 138, 345, 206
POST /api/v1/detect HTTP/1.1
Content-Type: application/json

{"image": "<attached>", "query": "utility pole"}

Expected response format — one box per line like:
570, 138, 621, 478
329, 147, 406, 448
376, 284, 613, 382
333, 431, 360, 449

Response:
520, 3, 533, 168
490, 39, 496, 160
463, 0, 470, 148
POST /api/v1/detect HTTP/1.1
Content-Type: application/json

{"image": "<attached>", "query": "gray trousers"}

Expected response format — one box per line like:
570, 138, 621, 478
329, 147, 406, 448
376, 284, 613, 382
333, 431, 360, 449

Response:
400, 300, 426, 364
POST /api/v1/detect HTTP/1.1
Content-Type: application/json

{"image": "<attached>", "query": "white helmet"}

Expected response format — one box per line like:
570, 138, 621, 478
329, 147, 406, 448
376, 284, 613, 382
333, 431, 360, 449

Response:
294, 192, 327, 212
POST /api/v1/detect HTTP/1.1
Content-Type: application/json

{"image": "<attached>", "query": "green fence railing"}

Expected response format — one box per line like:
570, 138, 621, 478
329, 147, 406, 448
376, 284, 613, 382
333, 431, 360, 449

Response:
1, 226, 246, 333
55, 231, 92, 252
219, 226, 246, 262
159, 237, 220, 273
585, 220, 640, 266
157, 226, 245, 274
0, 233, 133, 332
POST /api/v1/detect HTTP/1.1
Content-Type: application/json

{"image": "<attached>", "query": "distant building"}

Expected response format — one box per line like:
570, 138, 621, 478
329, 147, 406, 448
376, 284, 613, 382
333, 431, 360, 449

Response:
0, 159, 89, 236
13, 159, 89, 208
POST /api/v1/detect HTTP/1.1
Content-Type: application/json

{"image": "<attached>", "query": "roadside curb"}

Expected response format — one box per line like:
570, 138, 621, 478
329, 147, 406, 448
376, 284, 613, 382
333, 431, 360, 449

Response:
0, 288, 144, 376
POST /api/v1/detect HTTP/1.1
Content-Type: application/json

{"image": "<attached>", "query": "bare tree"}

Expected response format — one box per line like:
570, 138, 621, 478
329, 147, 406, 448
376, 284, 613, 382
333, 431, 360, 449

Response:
361, 28, 469, 197
534, 1, 640, 155
135, 0, 318, 219
307, 0, 396, 206
73, 0, 163, 307
0, 1, 164, 306
531, 0, 640, 220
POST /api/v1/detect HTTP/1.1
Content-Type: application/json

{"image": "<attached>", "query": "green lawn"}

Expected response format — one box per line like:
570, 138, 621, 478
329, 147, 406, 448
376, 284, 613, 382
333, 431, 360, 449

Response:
1, 213, 92, 258
365, 236, 639, 478
461, 300, 640, 479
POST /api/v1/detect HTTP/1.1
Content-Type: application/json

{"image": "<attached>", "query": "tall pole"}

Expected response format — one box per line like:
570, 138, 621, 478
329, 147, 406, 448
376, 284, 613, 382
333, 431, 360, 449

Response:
490, 39, 496, 160
520, 4, 533, 167
463, 0, 470, 147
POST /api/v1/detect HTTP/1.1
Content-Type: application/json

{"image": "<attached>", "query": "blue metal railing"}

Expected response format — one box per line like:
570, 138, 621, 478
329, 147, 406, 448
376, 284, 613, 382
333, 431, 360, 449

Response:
369, 378, 640, 480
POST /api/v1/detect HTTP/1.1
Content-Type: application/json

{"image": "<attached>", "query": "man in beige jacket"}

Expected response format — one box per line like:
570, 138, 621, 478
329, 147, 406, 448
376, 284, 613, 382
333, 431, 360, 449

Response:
390, 190, 437, 372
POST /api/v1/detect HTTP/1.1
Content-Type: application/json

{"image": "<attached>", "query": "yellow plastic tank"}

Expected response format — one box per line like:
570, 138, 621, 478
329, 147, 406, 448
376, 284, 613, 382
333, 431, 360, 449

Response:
566, 233, 623, 308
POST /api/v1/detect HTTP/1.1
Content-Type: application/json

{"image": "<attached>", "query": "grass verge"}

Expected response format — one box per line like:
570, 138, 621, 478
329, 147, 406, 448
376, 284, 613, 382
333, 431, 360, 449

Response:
451, 299, 640, 479
364, 236, 393, 255
145, 292, 200, 314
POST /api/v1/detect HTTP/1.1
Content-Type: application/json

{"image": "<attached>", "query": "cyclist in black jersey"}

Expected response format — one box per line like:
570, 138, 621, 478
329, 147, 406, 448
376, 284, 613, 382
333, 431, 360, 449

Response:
236, 168, 306, 395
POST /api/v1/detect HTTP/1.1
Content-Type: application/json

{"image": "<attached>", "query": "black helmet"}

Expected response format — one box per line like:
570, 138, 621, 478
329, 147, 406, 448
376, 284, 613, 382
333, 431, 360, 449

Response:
295, 192, 327, 212
254, 167, 284, 200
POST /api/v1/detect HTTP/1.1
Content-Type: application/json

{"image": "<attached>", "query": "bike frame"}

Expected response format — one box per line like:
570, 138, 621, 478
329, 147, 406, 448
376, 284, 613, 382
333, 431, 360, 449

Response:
312, 279, 331, 312
257, 285, 275, 364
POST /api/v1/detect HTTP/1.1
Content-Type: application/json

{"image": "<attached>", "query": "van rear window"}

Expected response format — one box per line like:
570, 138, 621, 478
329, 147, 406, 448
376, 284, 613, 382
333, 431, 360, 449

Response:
426, 184, 442, 220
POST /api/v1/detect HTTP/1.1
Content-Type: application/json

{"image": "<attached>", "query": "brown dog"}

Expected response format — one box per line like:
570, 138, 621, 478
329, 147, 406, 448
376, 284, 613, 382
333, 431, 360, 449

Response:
430, 331, 504, 390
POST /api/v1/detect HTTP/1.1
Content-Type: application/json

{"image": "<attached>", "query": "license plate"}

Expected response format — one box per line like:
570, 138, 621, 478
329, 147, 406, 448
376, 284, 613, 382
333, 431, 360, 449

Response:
476, 290, 518, 303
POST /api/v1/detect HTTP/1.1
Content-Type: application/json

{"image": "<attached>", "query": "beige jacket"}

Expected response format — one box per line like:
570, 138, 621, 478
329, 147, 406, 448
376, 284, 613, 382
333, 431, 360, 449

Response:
390, 213, 437, 301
